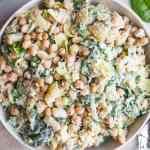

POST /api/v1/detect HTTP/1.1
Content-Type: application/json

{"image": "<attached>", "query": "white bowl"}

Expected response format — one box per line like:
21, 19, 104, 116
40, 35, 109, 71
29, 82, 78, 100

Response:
0, 0, 149, 150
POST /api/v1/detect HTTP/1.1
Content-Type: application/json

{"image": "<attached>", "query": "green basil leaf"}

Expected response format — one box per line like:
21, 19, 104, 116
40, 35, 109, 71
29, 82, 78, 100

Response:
131, 0, 150, 22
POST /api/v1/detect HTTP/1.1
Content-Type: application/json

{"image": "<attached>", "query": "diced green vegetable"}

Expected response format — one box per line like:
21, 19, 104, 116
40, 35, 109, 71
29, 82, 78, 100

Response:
40, 69, 50, 77
62, 96, 71, 107
19, 118, 53, 147
29, 56, 41, 68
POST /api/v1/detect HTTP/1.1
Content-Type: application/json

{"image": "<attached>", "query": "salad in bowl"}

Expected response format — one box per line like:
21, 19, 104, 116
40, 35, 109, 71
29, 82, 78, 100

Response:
0, 0, 149, 150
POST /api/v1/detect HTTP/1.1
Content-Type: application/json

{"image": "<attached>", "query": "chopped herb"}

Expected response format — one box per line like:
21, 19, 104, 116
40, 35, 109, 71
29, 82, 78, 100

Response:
29, 56, 41, 68
42, 9, 50, 18
77, 24, 89, 39
40, 69, 50, 77
19, 118, 53, 147
9, 42, 25, 56
73, 0, 85, 10
11, 80, 25, 103
135, 75, 141, 84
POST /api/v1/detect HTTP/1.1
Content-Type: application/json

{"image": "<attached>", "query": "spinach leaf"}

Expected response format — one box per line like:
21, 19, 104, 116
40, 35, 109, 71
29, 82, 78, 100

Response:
11, 80, 26, 103
9, 42, 25, 56
123, 97, 140, 118
81, 61, 91, 76
19, 118, 53, 147
40, 68, 50, 77
77, 24, 89, 39
73, 0, 85, 10
8, 116, 18, 128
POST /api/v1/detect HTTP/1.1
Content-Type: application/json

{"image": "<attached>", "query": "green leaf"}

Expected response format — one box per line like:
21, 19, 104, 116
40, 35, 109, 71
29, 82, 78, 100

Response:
9, 42, 25, 56
77, 24, 89, 39
144, 0, 150, 9
73, 0, 85, 10
131, 0, 150, 22
11, 80, 25, 102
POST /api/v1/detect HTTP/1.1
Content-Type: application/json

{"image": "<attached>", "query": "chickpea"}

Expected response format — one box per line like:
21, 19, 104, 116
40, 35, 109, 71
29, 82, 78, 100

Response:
54, 72, 62, 80
21, 24, 29, 33
7, 72, 18, 82
37, 101, 47, 114
47, 44, 58, 54
134, 28, 145, 38
27, 45, 38, 56
41, 84, 48, 94
80, 86, 89, 96
123, 16, 129, 25
60, 80, 70, 91
48, 15, 54, 22
42, 60, 51, 68
10, 106, 19, 116
31, 32, 37, 40
58, 48, 66, 58
33, 8, 41, 16
42, 32, 49, 40
41, 40, 50, 49
36, 27, 43, 33
112, 12, 124, 29
24, 34, 31, 41
117, 88, 124, 97
131, 26, 138, 33
50, 44, 58, 53
4, 65, 12, 73
74, 80, 84, 90
72, 115, 82, 126
45, 107, 52, 117
10, 52, 17, 60
64, 0, 73, 10
37, 33, 43, 41
127, 37, 135, 46
68, 105, 75, 116
22, 40, 32, 49
75, 105, 85, 115
19, 17, 27, 26
72, 36, 81, 44
111, 128, 118, 138
37, 51, 49, 60
0, 56, 6, 69
79, 47, 90, 57
6, 37, 13, 45
52, 27, 60, 35
54, 97, 63, 107
118, 134, 126, 144
24, 71, 31, 79
80, 75, 87, 83
36, 79, 45, 88
45, 75, 53, 84
136, 37, 149, 46
90, 83, 98, 93
52, 56, 60, 65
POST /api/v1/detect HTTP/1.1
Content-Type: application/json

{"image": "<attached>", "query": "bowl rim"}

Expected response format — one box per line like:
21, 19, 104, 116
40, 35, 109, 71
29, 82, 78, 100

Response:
0, 0, 149, 150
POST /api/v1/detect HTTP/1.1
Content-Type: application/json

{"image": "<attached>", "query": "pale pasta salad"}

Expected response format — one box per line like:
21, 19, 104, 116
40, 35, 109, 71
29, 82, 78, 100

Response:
0, 0, 149, 149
